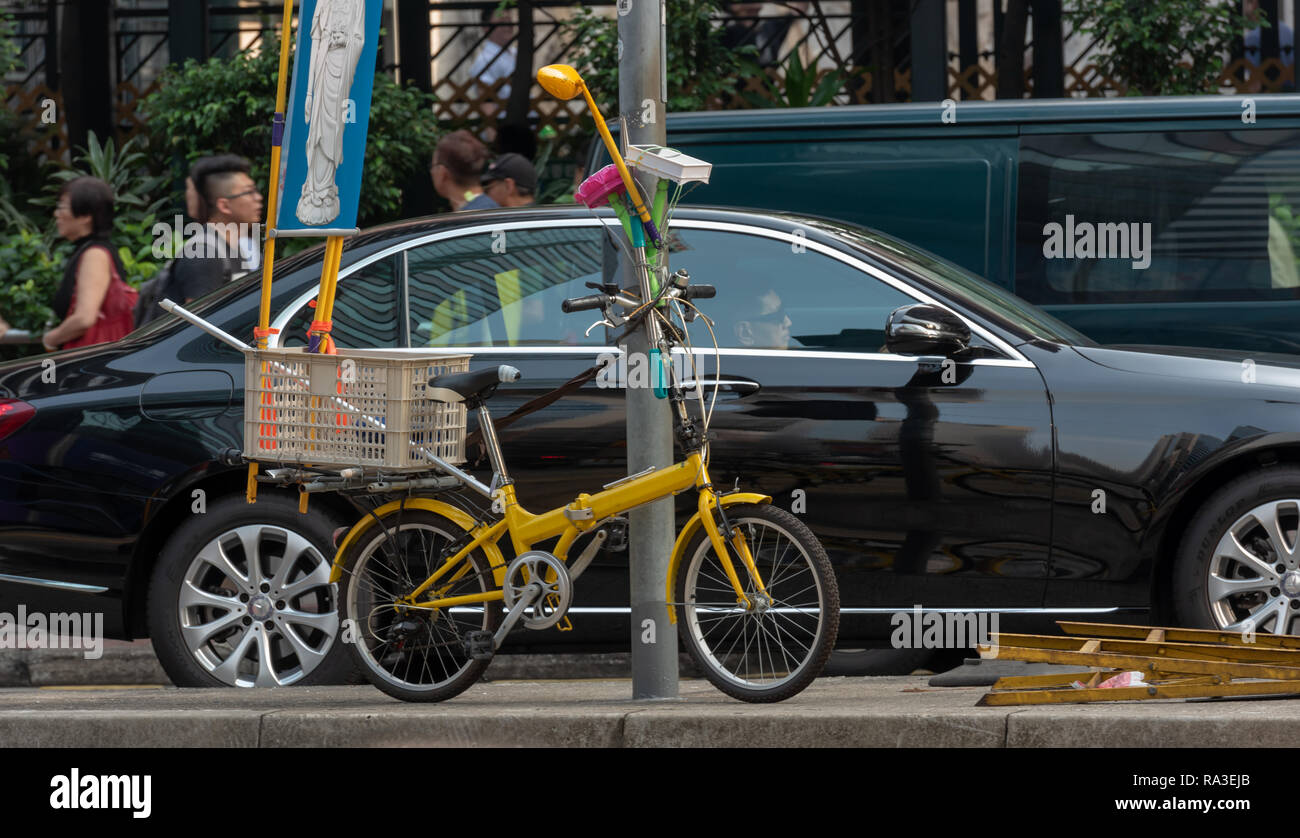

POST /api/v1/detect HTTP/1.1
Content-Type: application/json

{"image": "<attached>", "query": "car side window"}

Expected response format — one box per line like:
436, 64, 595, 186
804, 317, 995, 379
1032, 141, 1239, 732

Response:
405, 226, 611, 347
664, 228, 919, 352
281, 255, 401, 348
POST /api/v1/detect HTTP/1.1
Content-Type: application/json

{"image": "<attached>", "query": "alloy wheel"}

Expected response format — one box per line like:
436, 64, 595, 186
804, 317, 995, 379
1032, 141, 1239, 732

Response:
1206, 499, 1300, 635
178, 523, 339, 687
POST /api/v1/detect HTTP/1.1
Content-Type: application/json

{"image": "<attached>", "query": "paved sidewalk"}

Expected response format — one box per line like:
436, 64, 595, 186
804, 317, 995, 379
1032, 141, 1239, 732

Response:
2, 676, 1298, 747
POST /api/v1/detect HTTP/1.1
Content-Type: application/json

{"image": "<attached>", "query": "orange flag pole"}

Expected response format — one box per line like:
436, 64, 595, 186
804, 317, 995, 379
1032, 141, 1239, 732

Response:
310, 235, 344, 355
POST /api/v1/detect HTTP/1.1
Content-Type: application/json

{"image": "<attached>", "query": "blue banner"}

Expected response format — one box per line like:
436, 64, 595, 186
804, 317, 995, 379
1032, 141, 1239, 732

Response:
275, 0, 383, 236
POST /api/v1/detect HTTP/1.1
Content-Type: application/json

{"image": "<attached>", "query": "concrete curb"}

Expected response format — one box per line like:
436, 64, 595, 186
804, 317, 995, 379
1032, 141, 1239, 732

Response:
5, 678, 1299, 748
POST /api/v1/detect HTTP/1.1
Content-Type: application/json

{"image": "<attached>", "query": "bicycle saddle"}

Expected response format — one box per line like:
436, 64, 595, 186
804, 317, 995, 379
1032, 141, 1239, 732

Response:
427, 365, 521, 407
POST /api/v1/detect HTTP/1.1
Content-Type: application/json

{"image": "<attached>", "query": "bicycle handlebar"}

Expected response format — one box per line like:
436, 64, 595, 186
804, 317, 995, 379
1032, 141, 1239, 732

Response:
561, 294, 608, 314
561, 283, 717, 316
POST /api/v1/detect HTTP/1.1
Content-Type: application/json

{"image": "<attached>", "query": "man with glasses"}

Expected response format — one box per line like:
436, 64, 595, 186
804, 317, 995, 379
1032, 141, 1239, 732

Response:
170, 154, 265, 302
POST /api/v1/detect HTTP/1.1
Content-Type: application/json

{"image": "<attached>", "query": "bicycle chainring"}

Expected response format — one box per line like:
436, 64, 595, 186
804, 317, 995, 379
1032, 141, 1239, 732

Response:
502, 551, 573, 630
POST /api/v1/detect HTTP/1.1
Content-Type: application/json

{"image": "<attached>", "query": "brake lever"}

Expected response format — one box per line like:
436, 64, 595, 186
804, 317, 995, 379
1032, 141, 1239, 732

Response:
585, 317, 615, 338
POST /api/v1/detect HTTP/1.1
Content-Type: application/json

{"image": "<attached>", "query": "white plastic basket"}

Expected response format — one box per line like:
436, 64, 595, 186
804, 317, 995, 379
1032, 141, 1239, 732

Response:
243, 347, 471, 470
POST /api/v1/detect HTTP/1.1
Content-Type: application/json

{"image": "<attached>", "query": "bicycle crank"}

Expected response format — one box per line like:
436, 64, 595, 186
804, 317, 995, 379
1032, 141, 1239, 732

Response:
502, 550, 574, 630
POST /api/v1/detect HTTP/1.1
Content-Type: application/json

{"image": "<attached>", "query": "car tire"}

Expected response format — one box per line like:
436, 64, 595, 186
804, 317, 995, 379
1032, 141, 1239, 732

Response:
147, 492, 357, 687
821, 648, 935, 676
1173, 467, 1300, 636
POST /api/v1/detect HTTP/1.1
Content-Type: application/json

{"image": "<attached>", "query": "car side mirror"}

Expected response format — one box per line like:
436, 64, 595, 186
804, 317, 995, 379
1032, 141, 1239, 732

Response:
885, 304, 971, 356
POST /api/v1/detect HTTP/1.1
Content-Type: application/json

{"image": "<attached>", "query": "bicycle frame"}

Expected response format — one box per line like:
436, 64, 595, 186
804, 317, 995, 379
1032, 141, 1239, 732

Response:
332, 449, 770, 615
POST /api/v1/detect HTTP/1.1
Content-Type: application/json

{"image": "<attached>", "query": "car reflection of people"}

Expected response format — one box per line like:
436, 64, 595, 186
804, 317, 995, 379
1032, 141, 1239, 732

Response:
733, 289, 791, 349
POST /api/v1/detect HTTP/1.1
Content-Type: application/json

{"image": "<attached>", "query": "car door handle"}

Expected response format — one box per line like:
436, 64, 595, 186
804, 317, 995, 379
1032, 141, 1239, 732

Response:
681, 379, 760, 396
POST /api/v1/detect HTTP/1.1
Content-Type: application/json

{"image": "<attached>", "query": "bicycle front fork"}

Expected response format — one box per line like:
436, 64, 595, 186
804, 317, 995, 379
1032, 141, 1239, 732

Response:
692, 462, 769, 610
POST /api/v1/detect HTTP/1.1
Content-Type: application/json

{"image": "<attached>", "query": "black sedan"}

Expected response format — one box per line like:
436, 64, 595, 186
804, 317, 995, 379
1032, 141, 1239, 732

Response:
2, 205, 1299, 686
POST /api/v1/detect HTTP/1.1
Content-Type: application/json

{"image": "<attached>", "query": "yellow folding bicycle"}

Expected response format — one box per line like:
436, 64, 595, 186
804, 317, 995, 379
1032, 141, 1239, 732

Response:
327, 275, 840, 704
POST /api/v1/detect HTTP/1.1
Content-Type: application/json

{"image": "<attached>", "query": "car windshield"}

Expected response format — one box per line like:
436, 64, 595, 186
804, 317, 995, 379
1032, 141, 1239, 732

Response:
835, 225, 1096, 347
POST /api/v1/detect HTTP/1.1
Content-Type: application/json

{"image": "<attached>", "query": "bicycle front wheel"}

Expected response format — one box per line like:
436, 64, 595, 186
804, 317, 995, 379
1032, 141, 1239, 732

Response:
675, 503, 839, 703
340, 509, 501, 702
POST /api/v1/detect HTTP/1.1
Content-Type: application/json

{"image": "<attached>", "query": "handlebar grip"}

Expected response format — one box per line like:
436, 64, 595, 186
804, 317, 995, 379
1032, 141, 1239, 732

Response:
562, 295, 607, 313
684, 284, 717, 300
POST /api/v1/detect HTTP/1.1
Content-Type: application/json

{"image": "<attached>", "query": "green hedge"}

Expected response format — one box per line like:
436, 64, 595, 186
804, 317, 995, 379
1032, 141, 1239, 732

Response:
139, 47, 439, 230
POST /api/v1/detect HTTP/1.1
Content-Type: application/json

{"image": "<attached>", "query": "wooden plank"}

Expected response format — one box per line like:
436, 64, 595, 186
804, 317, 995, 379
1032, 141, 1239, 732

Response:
1058, 622, 1300, 649
992, 672, 1220, 691
992, 669, 1117, 689
980, 678, 1300, 706
991, 632, 1300, 665
977, 643, 1300, 680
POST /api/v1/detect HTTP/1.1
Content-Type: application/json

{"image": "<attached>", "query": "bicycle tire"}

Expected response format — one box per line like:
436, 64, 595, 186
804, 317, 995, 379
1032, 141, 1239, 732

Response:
338, 509, 502, 702
675, 503, 839, 702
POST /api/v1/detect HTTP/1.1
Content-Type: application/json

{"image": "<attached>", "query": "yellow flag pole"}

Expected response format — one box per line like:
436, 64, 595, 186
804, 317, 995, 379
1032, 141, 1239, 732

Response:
248, 0, 296, 504
255, 0, 296, 349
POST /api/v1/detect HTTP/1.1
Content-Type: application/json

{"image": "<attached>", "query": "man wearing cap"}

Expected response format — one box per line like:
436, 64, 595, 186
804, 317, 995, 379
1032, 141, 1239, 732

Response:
482, 153, 538, 207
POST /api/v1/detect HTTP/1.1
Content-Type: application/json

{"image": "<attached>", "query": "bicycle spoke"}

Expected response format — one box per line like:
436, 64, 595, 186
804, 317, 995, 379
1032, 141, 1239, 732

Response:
696, 561, 736, 593
764, 612, 799, 675
755, 612, 771, 679
768, 608, 821, 642
697, 605, 747, 649
765, 540, 801, 589
714, 610, 751, 665
769, 579, 818, 606
361, 553, 409, 590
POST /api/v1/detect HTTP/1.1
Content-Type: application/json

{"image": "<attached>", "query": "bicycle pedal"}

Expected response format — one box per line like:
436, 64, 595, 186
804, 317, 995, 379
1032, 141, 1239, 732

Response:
463, 630, 496, 661
556, 615, 573, 632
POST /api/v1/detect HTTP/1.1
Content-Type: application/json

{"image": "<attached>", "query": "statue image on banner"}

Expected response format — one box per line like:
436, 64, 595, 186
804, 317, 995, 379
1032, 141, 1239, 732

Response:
296, 0, 365, 225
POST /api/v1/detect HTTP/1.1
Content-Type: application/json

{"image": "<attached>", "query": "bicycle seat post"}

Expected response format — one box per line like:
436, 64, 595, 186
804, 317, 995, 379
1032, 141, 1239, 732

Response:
476, 403, 511, 488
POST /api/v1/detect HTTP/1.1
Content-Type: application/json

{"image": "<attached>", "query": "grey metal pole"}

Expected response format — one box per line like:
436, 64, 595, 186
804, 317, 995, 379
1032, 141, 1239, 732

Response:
619, 0, 677, 700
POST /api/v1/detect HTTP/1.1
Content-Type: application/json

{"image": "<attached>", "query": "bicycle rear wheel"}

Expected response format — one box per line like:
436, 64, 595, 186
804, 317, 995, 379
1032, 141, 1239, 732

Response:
339, 509, 501, 702
675, 503, 839, 702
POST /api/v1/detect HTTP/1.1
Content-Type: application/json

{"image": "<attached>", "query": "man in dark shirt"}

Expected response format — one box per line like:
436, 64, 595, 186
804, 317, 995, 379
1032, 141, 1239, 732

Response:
481, 153, 537, 207
170, 155, 265, 302
431, 130, 500, 211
